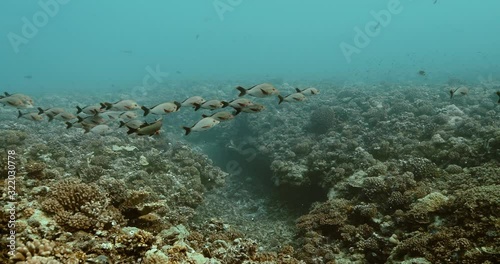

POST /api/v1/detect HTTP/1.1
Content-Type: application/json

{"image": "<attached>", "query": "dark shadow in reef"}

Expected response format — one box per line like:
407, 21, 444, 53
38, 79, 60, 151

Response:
204, 142, 327, 216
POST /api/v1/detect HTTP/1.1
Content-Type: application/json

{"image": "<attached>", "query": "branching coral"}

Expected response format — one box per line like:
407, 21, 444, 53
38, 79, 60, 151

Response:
40, 178, 113, 231
10, 238, 85, 264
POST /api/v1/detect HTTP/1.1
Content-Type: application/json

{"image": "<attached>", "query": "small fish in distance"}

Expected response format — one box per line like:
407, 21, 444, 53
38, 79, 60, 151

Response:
76, 105, 105, 115
295, 87, 320, 95
278, 92, 306, 104
201, 111, 235, 121
233, 103, 266, 115
18, 110, 43, 121
226, 98, 254, 109
101, 100, 140, 111
181, 96, 206, 108
193, 100, 229, 111
1, 92, 34, 108
37, 107, 65, 121
119, 119, 145, 129
449, 86, 468, 99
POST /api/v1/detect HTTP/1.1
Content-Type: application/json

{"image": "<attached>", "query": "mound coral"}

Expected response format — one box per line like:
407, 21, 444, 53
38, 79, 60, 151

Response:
40, 178, 115, 231
308, 106, 336, 134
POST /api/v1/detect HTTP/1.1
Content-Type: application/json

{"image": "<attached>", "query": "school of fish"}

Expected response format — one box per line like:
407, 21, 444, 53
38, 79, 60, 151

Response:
0, 84, 320, 136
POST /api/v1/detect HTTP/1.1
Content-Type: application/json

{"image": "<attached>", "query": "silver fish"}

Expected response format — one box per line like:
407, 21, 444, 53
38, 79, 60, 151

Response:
17, 110, 43, 121
181, 96, 206, 107
76, 105, 105, 115
236, 83, 280, 97
295, 87, 320, 95
182, 117, 220, 135
278, 93, 306, 104
202, 111, 234, 121
194, 100, 229, 111
37, 107, 65, 121
101, 100, 140, 111
141, 101, 181, 116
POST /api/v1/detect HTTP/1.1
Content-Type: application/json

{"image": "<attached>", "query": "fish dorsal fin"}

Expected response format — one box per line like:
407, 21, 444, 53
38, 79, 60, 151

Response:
139, 122, 151, 128
173, 101, 182, 109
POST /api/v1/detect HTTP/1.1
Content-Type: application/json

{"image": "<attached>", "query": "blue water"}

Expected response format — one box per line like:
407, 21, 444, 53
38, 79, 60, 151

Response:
1, 0, 499, 95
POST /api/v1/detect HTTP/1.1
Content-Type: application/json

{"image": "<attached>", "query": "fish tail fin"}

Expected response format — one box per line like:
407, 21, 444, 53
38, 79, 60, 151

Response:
236, 86, 247, 97
141, 106, 150, 116
102, 102, 113, 110
37, 107, 44, 114
127, 127, 137, 135
76, 106, 83, 114
182, 126, 191, 136
65, 122, 73, 129
17, 110, 23, 118
174, 101, 182, 111
119, 121, 126, 128
278, 95, 284, 104
193, 103, 201, 111
221, 101, 229, 108
295, 88, 302, 93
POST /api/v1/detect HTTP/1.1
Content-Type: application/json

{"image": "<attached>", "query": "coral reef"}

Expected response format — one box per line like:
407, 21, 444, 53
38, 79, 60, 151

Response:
40, 178, 114, 231
3, 82, 500, 263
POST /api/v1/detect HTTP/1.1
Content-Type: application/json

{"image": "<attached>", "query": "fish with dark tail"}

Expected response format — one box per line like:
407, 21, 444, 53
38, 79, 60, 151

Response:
18, 110, 43, 121
182, 117, 220, 135
236, 83, 280, 97
127, 118, 163, 136
449, 87, 469, 99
